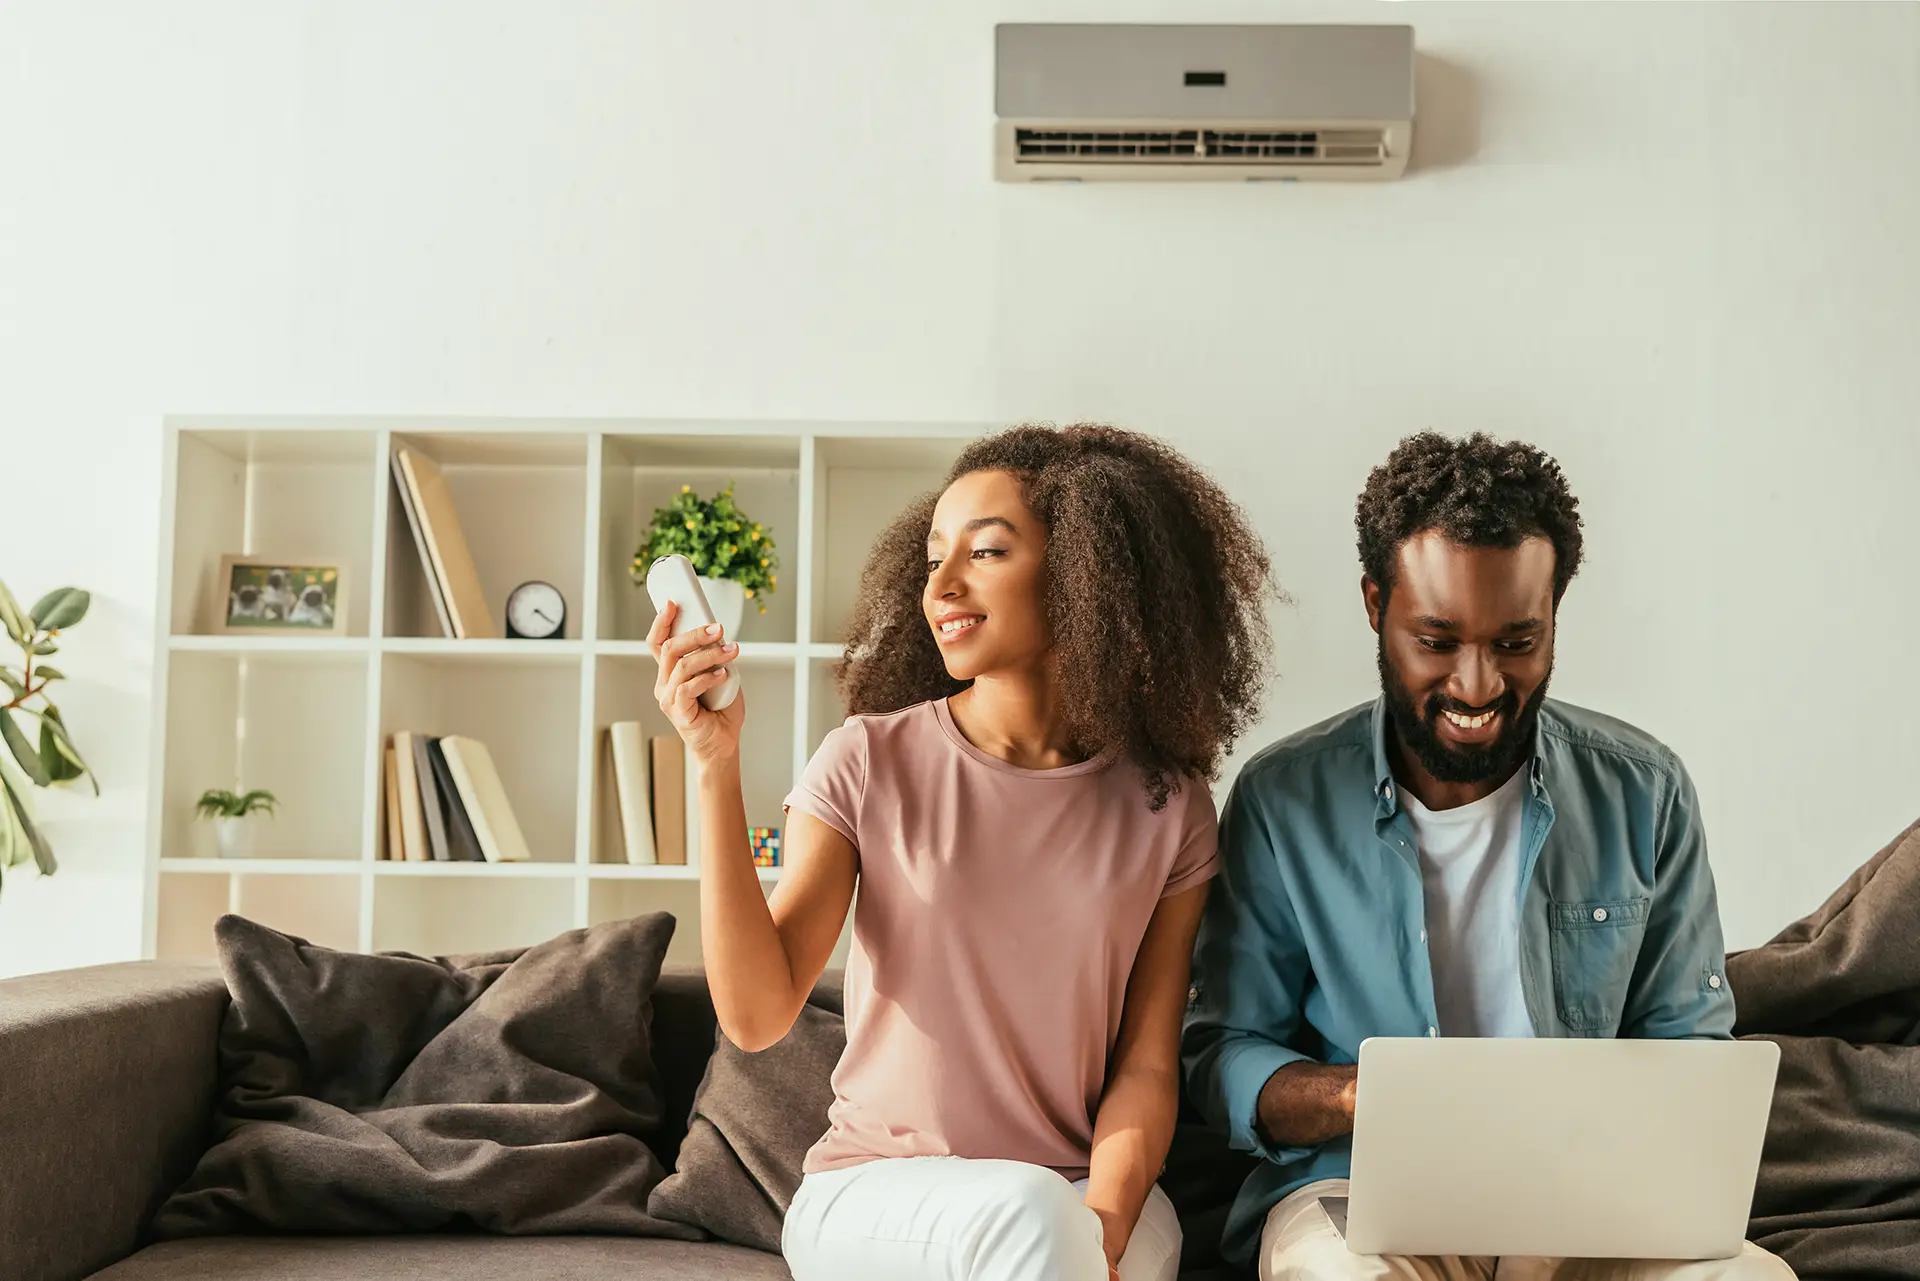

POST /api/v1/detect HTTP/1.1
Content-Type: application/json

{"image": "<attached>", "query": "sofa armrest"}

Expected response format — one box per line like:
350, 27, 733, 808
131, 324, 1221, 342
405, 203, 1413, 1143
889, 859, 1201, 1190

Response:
0, 961, 228, 1281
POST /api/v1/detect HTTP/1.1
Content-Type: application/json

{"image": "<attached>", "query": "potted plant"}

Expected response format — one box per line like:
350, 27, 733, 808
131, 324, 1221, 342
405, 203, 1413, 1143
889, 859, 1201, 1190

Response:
195, 788, 279, 859
630, 483, 779, 638
0, 579, 98, 899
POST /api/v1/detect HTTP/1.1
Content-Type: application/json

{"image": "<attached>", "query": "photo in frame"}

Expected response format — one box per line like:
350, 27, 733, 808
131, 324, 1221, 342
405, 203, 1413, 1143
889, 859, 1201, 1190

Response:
216, 556, 349, 635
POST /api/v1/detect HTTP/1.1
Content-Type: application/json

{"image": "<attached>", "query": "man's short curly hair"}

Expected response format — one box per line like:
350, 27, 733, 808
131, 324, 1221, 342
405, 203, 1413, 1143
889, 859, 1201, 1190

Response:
837, 424, 1277, 811
1356, 432, 1585, 606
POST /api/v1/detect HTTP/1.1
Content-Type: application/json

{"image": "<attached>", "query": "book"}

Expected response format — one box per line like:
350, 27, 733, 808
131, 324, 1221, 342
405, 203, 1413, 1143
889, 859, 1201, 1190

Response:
412, 732, 450, 861
608, 721, 655, 865
649, 736, 687, 867
383, 746, 403, 861
428, 737, 486, 861
389, 451, 454, 638
391, 731, 430, 862
395, 447, 497, 640
440, 735, 532, 862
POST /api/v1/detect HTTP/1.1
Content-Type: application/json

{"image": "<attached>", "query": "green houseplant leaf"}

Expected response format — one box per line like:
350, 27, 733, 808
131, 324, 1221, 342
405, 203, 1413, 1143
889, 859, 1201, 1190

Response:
1, 709, 51, 786
39, 711, 93, 791
0, 579, 26, 646
0, 772, 28, 872
29, 588, 89, 632
0, 577, 100, 888
5, 777, 55, 876
630, 483, 780, 613
194, 787, 275, 819
238, 789, 278, 817
196, 788, 240, 820
0, 767, 55, 882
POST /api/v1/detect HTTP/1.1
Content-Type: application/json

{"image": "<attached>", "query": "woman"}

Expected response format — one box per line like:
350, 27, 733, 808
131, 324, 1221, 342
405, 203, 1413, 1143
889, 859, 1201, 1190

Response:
649, 424, 1274, 1281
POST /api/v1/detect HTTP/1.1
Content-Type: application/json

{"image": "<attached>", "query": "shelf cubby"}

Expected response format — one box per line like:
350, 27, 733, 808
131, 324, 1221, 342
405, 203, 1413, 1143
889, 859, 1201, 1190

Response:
378, 650, 583, 863
587, 653, 796, 867
155, 869, 361, 962
590, 879, 720, 967
158, 649, 370, 861
597, 434, 802, 645
384, 432, 591, 640
169, 430, 379, 638
373, 874, 575, 956
809, 435, 968, 643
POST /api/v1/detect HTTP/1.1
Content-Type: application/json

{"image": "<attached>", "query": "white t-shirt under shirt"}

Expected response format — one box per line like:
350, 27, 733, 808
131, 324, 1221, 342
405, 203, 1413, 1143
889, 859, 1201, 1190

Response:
1401, 766, 1536, 1038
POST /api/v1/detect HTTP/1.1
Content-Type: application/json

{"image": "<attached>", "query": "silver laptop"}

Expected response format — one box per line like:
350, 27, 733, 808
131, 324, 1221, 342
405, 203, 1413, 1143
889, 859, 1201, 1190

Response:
1344, 1037, 1779, 1259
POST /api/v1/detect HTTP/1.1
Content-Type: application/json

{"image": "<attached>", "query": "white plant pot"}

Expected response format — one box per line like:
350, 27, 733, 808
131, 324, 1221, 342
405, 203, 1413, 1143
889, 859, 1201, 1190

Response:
699, 576, 747, 641
213, 817, 252, 859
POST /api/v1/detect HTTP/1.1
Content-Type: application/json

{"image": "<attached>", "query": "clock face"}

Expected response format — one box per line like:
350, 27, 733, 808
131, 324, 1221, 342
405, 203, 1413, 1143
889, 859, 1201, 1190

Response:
505, 581, 565, 639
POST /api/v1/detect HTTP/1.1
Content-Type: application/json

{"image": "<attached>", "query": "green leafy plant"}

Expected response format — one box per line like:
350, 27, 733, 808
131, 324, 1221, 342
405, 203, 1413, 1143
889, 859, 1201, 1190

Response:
194, 788, 279, 820
630, 483, 780, 613
0, 578, 98, 898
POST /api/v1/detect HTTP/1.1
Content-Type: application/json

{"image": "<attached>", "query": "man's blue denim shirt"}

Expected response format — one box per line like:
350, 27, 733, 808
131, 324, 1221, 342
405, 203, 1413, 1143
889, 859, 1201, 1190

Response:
1182, 698, 1736, 1262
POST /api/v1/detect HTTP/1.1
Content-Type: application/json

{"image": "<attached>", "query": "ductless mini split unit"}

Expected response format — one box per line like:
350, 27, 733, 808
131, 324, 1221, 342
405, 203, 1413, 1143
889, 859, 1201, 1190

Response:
994, 23, 1415, 182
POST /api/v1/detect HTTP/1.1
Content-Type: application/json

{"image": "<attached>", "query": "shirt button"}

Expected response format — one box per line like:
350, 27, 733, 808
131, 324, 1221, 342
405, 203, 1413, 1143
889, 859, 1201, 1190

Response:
1420, 930, 1429, 944
1592, 907, 1609, 923
1188, 985, 1199, 1002
1427, 1026, 1439, 1037
1384, 783, 1395, 802
1708, 974, 1723, 990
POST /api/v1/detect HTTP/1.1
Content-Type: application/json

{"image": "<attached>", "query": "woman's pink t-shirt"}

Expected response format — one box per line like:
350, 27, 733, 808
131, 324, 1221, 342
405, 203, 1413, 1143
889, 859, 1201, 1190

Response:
782, 697, 1220, 1180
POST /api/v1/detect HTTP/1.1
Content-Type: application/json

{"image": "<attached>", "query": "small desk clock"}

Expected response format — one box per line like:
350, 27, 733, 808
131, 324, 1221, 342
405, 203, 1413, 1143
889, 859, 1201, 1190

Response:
504, 580, 566, 640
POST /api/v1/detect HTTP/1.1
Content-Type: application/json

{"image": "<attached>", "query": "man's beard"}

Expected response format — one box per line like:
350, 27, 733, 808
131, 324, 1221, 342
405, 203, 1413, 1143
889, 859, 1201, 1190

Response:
1378, 638, 1550, 786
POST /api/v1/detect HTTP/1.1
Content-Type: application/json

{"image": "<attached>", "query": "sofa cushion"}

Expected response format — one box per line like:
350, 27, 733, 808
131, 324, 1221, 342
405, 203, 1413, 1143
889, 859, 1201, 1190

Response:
649, 1001, 845, 1250
647, 968, 844, 1170
153, 913, 697, 1238
87, 1235, 792, 1280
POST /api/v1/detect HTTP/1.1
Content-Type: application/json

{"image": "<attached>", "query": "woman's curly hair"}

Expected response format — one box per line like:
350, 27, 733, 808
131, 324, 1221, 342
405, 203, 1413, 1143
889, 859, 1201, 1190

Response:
837, 424, 1277, 810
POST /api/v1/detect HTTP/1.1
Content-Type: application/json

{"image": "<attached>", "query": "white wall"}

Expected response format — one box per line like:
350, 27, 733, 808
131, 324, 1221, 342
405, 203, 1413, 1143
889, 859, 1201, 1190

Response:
3, 1, 1917, 975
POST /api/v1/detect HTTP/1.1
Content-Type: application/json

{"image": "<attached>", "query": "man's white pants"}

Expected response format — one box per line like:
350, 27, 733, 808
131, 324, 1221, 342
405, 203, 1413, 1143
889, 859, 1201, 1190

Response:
1259, 1180, 1796, 1281
783, 1156, 1182, 1281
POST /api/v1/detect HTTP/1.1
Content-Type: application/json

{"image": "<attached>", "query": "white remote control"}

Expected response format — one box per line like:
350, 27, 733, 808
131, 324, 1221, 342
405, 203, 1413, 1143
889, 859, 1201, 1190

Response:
645, 554, 741, 711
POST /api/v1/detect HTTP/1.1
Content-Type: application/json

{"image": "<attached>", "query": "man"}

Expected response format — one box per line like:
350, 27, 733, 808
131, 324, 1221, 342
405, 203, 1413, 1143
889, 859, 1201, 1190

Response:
1182, 434, 1791, 1280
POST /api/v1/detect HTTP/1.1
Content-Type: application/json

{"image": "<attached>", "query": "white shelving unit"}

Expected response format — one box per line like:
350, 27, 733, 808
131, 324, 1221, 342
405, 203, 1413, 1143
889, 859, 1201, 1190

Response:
144, 418, 979, 966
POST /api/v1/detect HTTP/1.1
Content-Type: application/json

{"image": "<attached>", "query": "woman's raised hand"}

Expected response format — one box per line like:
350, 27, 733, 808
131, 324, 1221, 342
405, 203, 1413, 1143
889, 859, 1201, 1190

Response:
648, 600, 746, 766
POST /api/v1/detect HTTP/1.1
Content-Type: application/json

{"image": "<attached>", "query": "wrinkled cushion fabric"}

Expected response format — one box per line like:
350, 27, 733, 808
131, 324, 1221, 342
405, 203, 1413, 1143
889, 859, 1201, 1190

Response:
648, 1002, 844, 1251
153, 912, 698, 1239
1728, 817, 1920, 1280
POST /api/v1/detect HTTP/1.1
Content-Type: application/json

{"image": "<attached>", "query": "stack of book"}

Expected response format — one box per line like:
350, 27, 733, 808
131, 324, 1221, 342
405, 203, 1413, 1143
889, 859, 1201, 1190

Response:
391, 446, 496, 639
607, 722, 712, 867
383, 732, 531, 862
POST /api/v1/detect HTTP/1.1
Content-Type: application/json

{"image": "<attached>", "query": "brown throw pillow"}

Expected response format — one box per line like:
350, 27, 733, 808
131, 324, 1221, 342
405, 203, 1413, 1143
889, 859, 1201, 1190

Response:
153, 912, 700, 1240
648, 1002, 844, 1252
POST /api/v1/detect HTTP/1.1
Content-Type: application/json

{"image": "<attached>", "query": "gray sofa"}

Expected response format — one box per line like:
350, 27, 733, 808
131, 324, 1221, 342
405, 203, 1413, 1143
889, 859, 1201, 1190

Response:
1, 959, 801, 1281
1, 958, 1247, 1281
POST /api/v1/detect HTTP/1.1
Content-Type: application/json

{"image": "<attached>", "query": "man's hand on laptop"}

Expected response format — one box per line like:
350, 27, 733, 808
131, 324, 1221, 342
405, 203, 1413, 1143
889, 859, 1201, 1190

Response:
1256, 1061, 1360, 1148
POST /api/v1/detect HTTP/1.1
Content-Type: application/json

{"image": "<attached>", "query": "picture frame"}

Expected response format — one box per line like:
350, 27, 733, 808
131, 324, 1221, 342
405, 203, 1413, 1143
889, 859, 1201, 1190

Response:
216, 555, 349, 636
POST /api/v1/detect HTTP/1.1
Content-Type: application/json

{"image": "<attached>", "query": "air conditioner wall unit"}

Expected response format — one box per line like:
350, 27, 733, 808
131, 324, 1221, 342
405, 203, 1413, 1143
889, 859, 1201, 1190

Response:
994, 24, 1415, 183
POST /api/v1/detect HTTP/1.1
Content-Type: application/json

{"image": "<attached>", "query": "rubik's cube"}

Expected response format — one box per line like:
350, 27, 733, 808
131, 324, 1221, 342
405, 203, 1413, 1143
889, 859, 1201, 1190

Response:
749, 827, 783, 867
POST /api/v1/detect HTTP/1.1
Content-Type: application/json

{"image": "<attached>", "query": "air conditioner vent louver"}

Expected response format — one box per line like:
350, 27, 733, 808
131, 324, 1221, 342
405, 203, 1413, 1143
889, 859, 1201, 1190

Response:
995, 24, 1414, 183
1013, 127, 1386, 166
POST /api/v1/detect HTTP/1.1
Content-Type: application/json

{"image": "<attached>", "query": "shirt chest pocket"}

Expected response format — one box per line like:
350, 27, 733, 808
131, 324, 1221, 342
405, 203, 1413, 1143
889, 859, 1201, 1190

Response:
1547, 896, 1651, 1034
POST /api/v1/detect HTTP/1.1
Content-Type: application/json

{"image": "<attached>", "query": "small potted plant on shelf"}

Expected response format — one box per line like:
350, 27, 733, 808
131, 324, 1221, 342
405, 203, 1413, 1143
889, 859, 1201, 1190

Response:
0, 578, 98, 899
196, 788, 279, 859
631, 483, 779, 637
